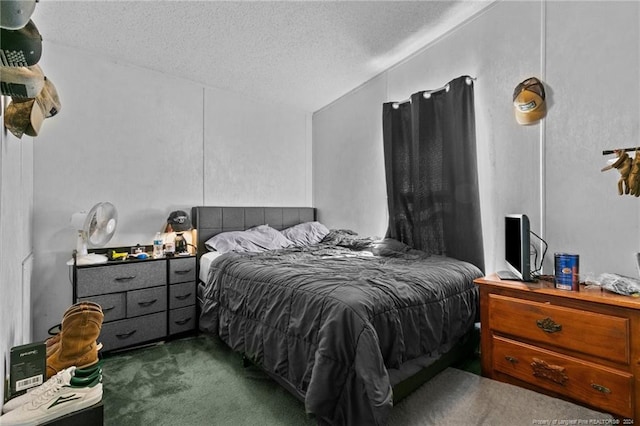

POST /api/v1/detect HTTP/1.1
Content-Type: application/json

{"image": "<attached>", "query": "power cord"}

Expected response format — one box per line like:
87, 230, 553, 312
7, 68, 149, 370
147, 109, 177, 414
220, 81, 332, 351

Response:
529, 230, 548, 279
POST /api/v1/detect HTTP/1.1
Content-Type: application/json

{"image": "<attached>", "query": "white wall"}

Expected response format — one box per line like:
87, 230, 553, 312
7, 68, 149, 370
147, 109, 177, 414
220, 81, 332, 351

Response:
313, 1, 640, 277
29, 43, 312, 342
0, 97, 34, 406
544, 1, 640, 277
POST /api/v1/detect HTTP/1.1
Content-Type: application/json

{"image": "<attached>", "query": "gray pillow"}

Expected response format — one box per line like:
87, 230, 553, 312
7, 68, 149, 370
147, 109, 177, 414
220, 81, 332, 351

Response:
281, 221, 329, 247
205, 225, 293, 253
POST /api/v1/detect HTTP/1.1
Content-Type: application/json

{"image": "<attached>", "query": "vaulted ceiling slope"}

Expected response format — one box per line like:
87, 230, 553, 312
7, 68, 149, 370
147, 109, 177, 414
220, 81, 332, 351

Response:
32, 1, 494, 112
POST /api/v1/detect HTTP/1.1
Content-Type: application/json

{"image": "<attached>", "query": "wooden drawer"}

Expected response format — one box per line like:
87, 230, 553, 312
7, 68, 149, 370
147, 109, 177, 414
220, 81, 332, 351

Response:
488, 294, 629, 364
169, 305, 196, 335
168, 257, 196, 284
76, 261, 166, 297
100, 312, 166, 351
169, 282, 195, 309
493, 335, 633, 418
126, 286, 167, 317
78, 293, 125, 322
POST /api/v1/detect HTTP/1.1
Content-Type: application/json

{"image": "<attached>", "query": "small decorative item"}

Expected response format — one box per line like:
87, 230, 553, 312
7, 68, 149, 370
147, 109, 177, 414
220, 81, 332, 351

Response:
166, 210, 192, 254
601, 148, 640, 196
554, 253, 579, 291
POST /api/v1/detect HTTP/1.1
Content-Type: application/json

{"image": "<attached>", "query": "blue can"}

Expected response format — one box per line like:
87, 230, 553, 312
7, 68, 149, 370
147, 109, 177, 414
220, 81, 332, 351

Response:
555, 253, 579, 291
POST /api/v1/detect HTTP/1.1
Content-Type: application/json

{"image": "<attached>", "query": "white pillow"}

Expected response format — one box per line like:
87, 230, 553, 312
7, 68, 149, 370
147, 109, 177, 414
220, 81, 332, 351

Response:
205, 225, 293, 253
281, 221, 330, 247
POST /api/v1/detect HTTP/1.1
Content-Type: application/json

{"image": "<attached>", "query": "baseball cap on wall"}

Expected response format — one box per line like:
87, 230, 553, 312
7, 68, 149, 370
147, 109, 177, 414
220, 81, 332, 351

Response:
1, 0, 37, 30
4, 77, 61, 138
513, 77, 547, 125
1, 19, 43, 66
0, 63, 45, 98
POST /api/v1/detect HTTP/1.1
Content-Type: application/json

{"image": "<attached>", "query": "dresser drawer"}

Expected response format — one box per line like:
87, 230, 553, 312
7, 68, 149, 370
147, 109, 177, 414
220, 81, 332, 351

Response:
100, 312, 166, 351
76, 261, 166, 297
78, 293, 125, 322
168, 257, 196, 284
169, 282, 196, 309
488, 294, 629, 364
493, 335, 633, 418
169, 305, 196, 335
127, 286, 167, 317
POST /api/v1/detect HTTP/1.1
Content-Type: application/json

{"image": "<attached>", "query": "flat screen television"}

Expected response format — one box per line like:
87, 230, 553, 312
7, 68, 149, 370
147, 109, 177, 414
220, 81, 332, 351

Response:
503, 214, 531, 282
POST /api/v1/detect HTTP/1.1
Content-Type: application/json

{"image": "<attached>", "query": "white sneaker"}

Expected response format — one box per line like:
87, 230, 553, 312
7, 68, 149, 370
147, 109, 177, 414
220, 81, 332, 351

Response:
2, 363, 101, 414
0, 366, 102, 426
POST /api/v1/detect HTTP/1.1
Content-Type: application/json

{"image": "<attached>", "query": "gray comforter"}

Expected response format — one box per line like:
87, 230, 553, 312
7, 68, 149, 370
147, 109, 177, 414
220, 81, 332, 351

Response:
199, 236, 482, 425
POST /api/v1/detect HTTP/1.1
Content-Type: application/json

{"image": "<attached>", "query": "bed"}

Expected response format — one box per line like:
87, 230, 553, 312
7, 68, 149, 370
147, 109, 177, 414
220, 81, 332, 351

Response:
192, 206, 482, 426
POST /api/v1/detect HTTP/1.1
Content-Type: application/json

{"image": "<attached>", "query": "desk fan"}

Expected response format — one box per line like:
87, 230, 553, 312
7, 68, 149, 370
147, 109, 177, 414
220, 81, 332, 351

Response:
70, 202, 118, 265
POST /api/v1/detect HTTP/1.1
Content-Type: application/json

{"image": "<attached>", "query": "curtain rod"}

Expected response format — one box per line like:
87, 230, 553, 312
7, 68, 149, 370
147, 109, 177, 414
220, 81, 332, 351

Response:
392, 76, 476, 107
602, 147, 640, 155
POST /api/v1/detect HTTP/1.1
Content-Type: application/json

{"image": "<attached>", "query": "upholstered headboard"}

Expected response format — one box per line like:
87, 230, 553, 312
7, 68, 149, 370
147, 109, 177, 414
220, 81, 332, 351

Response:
191, 206, 316, 257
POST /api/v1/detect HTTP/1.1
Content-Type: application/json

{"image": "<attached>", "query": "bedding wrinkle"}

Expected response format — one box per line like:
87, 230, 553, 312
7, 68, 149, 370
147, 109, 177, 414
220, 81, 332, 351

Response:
199, 238, 482, 426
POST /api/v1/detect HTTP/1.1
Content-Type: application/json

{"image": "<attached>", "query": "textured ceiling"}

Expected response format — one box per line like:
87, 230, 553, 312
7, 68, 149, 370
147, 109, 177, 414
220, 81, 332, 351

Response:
32, 1, 493, 112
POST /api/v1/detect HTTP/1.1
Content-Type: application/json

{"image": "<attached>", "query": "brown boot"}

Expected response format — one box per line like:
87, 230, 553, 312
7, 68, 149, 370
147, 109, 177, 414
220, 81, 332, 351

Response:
45, 302, 103, 357
46, 307, 104, 379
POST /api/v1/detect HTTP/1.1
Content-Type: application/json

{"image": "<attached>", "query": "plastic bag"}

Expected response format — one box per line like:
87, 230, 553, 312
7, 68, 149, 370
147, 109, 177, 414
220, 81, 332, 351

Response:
595, 273, 640, 296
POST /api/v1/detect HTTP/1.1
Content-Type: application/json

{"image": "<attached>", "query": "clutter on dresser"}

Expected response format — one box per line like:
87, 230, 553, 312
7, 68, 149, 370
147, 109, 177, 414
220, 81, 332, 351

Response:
162, 210, 196, 255
166, 210, 193, 254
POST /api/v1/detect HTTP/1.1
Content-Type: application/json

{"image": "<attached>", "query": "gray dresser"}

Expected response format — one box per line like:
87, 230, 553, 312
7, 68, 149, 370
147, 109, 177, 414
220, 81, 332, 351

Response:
73, 254, 197, 352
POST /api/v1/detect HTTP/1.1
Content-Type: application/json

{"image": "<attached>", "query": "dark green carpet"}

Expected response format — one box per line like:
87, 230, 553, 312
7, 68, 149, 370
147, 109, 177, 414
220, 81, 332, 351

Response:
102, 334, 611, 425
102, 334, 314, 426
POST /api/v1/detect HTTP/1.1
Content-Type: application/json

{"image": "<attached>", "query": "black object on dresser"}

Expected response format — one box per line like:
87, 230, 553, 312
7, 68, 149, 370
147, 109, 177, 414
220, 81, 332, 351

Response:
72, 250, 197, 353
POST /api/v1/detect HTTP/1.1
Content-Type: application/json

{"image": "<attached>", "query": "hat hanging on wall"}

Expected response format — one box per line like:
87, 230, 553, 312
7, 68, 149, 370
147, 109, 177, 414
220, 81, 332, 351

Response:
1, 19, 43, 66
0, 63, 45, 98
513, 77, 547, 125
0, 0, 37, 30
4, 77, 61, 138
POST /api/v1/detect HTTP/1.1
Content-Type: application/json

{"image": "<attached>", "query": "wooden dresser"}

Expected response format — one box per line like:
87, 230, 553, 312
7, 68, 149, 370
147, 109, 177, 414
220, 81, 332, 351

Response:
476, 274, 640, 422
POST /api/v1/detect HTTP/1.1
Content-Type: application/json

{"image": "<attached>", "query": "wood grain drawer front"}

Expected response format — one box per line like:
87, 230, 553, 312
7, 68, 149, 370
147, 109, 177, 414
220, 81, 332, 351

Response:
493, 336, 633, 418
488, 294, 629, 364
169, 282, 195, 309
100, 312, 166, 351
168, 257, 196, 284
126, 286, 167, 318
76, 261, 166, 297
78, 294, 125, 322
169, 305, 196, 335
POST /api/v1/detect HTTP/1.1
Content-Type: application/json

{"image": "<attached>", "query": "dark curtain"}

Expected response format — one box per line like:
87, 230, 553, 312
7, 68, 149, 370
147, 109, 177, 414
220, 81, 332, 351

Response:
383, 75, 484, 272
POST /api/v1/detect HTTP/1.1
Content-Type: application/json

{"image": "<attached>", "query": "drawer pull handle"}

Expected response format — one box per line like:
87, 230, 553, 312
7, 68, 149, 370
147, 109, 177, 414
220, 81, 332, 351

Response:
531, 357, 568, 385
102, 306, 115, 312
115, 330, 137, 339
536, 317, 562, 333
505, 356, 518, 364
138, 299, 158, 307
591, 383, 611, 394
114, 275, 136, 282
174, 269, 193, 275
175, 317, 192, 325
175, 293, 192, 300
